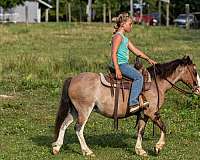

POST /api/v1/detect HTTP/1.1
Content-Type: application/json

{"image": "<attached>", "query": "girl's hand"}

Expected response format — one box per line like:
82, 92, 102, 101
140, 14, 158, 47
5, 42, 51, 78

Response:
115, 68, 122, 80
148, 59, 157, 65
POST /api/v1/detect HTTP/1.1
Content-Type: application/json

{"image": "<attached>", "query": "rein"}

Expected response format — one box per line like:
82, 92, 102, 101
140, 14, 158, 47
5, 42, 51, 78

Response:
164, 78, 195, 95
152, 65, 160, 136
152, 64, 200, 136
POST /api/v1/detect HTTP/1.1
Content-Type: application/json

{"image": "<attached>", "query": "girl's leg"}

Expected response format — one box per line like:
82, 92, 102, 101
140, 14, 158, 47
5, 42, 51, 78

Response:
119, 63, 143, 106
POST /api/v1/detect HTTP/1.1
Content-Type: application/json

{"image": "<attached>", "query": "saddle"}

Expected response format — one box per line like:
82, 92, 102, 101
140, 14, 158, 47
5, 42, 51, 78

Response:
100, 65, 152, 93
100, 58, 152, 129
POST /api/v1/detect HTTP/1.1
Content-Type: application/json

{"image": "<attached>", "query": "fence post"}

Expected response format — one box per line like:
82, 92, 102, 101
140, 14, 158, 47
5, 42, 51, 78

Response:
139, 0, 143, 23
166, 2, 169, 26
79, 0, 82, 22
25, 6, 28, 25
45, 9, 49, 22
108, 4, 111, 23
68, 3, 71, 23
159, 0, 161, 26
130, 0, 133, 17
87, 0, 92, 22
103, 3, 106, 23
0, 62, 2, 81
185, 4, 190, 29
56, 0, 59, 22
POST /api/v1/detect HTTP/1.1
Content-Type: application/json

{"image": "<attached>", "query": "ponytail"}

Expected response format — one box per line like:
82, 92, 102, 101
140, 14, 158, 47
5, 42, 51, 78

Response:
113, 13, 132, 34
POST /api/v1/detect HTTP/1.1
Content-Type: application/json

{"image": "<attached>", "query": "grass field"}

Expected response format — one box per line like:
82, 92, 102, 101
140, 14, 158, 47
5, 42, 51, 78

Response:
0, 23, 200, 160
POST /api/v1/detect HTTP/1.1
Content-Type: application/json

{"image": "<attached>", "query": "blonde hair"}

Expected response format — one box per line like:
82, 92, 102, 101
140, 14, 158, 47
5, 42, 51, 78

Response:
113, 13, 132, 34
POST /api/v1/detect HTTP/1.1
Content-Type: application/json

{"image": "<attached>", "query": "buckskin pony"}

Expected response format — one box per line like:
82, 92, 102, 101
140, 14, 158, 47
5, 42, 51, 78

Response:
52, 56, 200, 157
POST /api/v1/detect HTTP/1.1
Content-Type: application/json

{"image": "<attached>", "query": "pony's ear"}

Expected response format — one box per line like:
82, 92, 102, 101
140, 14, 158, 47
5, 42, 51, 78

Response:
186, 56, 193, 64
187, 55, 191, 59
183, 55, 187, 59
182, 55, 192, 64
183, 55, 190, 60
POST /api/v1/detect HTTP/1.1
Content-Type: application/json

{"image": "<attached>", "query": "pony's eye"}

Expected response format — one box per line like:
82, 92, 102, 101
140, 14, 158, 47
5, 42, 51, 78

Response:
194, 70, 197, 76
193, 66, 197, 76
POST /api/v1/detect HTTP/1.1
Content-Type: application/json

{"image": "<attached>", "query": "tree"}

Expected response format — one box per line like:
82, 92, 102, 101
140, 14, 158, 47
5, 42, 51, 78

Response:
94, 0, 122, 22
0, 0, 26, 9
171, 0, 200, 17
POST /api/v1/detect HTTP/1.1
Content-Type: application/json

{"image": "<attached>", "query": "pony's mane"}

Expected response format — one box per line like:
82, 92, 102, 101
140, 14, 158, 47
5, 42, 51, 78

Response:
147, 56, 193, 79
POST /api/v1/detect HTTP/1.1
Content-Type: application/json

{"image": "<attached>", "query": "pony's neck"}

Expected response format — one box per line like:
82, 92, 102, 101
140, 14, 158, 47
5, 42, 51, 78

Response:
156, 67, 183, 93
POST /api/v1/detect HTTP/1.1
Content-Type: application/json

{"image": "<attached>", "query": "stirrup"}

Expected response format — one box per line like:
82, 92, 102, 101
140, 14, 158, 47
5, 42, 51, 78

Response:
129, 102, 149, 113
140, 101, 149, 109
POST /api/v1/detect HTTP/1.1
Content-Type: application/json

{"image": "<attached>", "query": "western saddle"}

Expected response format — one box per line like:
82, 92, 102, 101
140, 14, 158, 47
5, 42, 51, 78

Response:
100, 58, 151, 129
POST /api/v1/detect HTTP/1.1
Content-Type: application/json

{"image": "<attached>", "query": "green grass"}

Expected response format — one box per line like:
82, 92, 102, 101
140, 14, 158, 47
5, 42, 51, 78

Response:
0, 22, 200, 160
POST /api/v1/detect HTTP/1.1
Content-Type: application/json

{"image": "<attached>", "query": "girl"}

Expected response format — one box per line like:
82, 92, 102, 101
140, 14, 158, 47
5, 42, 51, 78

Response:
111, 13, 157, 113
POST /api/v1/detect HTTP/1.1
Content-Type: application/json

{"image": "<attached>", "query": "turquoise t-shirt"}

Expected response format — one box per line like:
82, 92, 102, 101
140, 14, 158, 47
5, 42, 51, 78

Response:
112, 32, 129, 65
116, 32, 129, 64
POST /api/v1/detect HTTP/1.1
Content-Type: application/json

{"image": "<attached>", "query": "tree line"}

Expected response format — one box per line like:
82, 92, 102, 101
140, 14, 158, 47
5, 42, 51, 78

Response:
1, 0, 200, 22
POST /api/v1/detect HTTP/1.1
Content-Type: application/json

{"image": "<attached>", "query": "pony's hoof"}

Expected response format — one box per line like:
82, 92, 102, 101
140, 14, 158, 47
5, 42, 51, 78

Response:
154, 147, 160, 155
88, 153, 96, 157
135, 148, 148, 157
141, 152, 148, 157
83, 150, 95, 157
52, 148, 60, 155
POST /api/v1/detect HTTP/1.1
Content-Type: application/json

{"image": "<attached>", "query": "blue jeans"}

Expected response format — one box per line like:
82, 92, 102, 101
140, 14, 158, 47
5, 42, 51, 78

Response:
119, 63, 143, 106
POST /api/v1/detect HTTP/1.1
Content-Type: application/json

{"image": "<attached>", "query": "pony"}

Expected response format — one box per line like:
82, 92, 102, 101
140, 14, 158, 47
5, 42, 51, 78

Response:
52, 56, 199, 157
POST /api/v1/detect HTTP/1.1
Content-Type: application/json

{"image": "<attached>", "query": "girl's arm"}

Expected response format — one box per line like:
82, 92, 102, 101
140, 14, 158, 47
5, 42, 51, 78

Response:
112, 34, 123, 79
128, 40, 156, 65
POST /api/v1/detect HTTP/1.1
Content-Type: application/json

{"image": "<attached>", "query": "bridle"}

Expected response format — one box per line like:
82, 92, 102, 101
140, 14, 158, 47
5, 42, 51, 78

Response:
164, 65, 199, 96
154, 64, 199, 98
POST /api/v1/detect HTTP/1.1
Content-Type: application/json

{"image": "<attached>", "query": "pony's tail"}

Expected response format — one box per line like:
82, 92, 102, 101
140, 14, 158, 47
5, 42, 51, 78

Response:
54, 77, 72, 140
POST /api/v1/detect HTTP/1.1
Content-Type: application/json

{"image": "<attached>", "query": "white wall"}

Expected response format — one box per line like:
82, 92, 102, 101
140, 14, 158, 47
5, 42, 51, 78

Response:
13, 1, 38, 23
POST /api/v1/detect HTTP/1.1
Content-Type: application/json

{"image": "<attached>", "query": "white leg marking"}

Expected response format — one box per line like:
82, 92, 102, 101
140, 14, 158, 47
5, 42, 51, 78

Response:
75, 105, 95, 156
135, 134, 142, 149
76, 121, 94, 156
135, 134, 148, 157
52, 114, 73, 153
197, 73, 200, 87
155, 131, 165, 154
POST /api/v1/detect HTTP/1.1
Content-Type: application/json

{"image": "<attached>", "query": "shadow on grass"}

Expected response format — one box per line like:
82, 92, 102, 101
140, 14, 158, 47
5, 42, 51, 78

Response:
31, 132, 137, 147
31, 132, 153, 154
31, 135, 53, 147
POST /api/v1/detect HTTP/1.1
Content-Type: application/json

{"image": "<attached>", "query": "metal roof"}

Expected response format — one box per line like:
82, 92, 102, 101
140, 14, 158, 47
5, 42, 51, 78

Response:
37, 0, 52, 8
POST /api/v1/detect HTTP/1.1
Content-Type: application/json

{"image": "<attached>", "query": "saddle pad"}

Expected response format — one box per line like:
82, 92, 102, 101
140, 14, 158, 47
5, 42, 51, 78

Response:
99, 73, 132, 90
